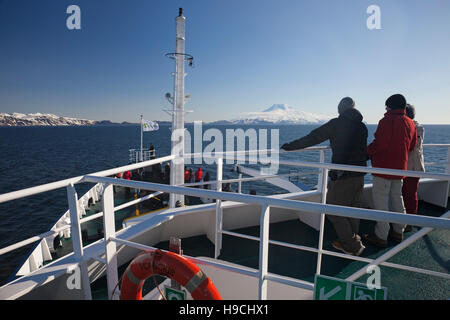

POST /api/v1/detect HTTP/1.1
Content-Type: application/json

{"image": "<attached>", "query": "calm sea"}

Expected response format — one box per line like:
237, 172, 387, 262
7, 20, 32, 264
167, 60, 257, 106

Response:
1, 124, 449, 285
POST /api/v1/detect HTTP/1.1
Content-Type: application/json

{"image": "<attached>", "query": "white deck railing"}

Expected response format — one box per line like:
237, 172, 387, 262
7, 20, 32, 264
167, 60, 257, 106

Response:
129, 148, 156, 163
0, 145, 449, 300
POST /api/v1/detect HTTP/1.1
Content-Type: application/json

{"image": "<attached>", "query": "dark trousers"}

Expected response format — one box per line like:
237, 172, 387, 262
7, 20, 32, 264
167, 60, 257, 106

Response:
402, 177, 420, 214
326, 175, 365, 252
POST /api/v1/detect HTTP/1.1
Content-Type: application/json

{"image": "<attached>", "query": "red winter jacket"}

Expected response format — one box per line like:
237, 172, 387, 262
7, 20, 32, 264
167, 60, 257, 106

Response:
122, 171, 132, 180
367, 109, 417, 179
184, 169, 191, 182
195, 168, 203, 182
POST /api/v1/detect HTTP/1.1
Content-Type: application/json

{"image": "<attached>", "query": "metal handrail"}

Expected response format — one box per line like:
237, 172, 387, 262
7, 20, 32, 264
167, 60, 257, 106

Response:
182, 170, 320, 188
1, 150, 449, 259
129, 148, 157, 163
89, 176, 449, 299
0, 191, 163, 257
181, 143, 449, 157
83, 175, 450, 231
2, 144, 448, 204
219, 215, 450, 280
0, 155, 175, 204
0, 172, 314, 257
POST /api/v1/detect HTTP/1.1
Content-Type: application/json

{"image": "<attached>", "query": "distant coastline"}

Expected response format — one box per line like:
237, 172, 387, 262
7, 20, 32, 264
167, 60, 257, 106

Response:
1, 113, 448, 127
2, 121, 450, 127
0, 113, 168, 127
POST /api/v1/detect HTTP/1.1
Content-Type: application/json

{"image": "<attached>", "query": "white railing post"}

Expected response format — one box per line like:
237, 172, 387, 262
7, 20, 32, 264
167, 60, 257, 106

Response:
102, 183, 119, 300
66, 183, 92, 300
446, 146, 450, 174
214, 157, 223, 258
446, 146, 450, 200
238, 173, 242, 193
316, 149, 328, 275
258, 204, 270, 300
316, 149, 326, 189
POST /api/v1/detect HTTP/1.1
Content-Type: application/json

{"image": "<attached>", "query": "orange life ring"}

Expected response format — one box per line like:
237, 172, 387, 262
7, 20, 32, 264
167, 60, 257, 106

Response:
120, 249, 221, 300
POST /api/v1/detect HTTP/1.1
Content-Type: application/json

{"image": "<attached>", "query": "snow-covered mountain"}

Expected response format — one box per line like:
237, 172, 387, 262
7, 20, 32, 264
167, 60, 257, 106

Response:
1, 104, 332, 127
226, 104, 331, 124
0, 113, 97, 126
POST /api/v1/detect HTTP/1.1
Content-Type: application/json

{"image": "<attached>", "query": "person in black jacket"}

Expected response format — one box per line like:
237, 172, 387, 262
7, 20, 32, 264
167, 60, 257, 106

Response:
281, 97, 368, 256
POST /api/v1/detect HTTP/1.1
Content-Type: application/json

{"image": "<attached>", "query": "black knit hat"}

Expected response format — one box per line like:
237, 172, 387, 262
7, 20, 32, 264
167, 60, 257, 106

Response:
405, 104, 416, 119
385, 94, 407, 110
337, 97, 355, 114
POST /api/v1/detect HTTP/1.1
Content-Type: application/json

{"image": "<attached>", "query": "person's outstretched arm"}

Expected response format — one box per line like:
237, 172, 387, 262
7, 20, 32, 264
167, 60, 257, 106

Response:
281, 120, 335, 151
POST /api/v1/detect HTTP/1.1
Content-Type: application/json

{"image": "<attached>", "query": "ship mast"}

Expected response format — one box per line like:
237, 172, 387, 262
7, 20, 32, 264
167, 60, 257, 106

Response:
169, 8, 190, 207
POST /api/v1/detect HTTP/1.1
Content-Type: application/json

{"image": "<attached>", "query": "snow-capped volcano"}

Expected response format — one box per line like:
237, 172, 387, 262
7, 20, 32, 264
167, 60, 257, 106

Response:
263, 104, 293, 113
230, 104, 331, 124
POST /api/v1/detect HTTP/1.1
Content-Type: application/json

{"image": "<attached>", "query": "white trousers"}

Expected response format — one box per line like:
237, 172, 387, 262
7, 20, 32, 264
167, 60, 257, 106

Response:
372, 176, 406, 240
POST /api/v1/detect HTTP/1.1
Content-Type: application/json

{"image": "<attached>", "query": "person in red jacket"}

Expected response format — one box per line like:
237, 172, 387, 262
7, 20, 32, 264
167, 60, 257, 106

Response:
184, 167, 191, 183
195, 167, 203, 183
122, 171, 132, 180
402, 104, 425, 221
122, 170, 132, 195
363, 94, 417, 247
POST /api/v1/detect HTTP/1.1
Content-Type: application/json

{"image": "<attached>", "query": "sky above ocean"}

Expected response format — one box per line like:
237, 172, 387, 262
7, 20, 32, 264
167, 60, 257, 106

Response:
0, 0, 449, 124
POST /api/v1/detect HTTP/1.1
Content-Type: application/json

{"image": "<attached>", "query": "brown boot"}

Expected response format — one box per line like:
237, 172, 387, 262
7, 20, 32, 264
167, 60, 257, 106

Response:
404, 225, 413, 233
332, 240, 366, 257
363, 233, 387, 248
388, 229, 403, 243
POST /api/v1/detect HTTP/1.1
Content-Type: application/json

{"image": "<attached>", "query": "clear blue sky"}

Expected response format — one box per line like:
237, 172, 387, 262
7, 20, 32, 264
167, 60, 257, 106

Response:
1, 0, 449, 124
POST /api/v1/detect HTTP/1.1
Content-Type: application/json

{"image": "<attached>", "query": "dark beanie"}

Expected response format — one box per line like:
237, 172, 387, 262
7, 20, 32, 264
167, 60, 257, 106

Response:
405, 103, 416, 120
337, 97, 355, 114
385, 94, 406, 110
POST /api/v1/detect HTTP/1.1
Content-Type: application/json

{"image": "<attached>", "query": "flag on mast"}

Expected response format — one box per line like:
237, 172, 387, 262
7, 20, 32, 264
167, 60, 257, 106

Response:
142, 120, 159, 131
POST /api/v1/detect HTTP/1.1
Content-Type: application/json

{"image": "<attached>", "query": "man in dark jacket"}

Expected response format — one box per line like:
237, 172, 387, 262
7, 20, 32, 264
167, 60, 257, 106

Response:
363, 94, 417, 247
281, 97, 368, 256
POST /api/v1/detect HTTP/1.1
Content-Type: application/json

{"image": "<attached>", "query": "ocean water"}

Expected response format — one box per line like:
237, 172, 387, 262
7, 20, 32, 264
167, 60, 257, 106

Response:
0, 124, 449, 285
